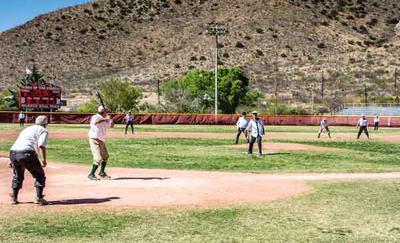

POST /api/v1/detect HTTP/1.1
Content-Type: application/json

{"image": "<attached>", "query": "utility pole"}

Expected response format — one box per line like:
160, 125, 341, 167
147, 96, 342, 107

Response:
274, 76, 278, 115
311, 88, 314, 115
363, 75, 368, 106
395, 68, 399, 104
157, 79, 160, 106
321, 70, 325, 99
395, 68, 398, 97
206, 23, 227, 124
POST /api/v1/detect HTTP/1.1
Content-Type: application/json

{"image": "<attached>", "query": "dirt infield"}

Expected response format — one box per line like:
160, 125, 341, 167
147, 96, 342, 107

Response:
0, 158, 309, 210
2, 156, 400, 211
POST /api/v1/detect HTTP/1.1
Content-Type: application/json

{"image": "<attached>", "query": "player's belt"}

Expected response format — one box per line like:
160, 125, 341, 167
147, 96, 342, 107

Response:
10, 150, 35, 154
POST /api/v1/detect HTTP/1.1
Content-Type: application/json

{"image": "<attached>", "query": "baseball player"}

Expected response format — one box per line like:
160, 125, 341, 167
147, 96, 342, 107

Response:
8, 115, 49, 205
18, 111, 25, 128
235, 112, 249, 144
318, 118, 331, 138
87, 106, 115, 180
357, 115, 369, 139
246, 111, 265, 156
374, 115, 380, 130
124, 111, 134, 135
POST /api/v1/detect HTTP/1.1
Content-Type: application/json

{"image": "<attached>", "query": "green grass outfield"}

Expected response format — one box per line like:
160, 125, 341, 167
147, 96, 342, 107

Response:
1, 180, 399, 242
1, 132, 400, 173
2, 123, 400, 134
1, 124, 400, 242
1, 136, 400, 173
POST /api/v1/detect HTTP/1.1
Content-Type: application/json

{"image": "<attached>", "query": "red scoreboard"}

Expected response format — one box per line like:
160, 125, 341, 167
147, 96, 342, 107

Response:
19, 84, 62, 109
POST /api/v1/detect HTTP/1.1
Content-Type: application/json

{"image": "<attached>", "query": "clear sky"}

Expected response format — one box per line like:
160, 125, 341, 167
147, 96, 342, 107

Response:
0, 0, 91, 32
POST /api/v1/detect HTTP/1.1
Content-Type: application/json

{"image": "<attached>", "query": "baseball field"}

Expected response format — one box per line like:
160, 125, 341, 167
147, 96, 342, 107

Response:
1, 124, 400, 242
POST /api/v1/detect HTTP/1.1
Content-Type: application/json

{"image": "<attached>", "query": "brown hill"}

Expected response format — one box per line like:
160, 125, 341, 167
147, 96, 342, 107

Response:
1, 0, 400, 110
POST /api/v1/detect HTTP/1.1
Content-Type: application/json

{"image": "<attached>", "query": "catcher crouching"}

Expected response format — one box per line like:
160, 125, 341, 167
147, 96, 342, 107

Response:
88, 106, 114, 180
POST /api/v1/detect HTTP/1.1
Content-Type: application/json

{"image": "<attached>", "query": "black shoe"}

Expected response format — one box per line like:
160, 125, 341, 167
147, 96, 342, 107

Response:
10, 193, 19, 205
34, 197, 49, 205
88, 175, 99, 181
98, 173, 112, 180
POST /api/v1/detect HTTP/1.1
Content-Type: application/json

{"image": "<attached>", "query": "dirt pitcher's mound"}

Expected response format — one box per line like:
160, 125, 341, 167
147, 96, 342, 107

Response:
0, 159, 308, 209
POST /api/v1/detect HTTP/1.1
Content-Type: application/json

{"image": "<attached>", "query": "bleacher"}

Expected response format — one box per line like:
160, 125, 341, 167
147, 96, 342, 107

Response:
337, 104, 400, 116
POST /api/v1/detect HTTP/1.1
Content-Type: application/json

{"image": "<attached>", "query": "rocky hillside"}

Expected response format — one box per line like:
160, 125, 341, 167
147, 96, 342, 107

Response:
1, 0, 400, 109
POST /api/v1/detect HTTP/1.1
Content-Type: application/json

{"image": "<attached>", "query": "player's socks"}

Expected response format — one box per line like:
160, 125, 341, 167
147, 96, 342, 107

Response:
36, 187, 44, 199
11, 189, 18, 199
99, 161, 107, 175
89, 164, 99, 176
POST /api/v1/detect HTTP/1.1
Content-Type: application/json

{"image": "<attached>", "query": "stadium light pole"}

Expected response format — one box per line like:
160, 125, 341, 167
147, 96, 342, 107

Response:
207, 23, 227, 124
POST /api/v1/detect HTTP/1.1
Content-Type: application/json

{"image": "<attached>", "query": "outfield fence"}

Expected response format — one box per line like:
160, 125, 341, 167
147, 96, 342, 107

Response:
1, 111, 400, 127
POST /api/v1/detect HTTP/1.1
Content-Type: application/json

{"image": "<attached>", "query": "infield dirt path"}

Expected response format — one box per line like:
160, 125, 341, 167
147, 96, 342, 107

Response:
1, 156, 400, 211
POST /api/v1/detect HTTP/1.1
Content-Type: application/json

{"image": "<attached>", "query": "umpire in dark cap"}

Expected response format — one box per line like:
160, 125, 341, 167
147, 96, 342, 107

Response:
8, 115, 50, 205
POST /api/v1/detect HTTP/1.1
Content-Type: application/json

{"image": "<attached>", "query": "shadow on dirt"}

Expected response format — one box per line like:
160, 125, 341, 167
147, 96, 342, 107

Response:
113, 177, 170, 180
49, 197, 120, 205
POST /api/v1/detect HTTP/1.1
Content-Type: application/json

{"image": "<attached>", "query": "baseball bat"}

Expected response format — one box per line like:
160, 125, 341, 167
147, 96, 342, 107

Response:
96, 91, 106, 110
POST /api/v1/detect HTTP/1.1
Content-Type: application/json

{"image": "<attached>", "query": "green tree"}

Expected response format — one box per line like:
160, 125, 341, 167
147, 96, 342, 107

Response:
18, 65, 46, 87
76, 100, 98, 113
0, 89, 18, 111
2, 65, 48, 110
97, 77, 143, 112
161, 68, 259, 114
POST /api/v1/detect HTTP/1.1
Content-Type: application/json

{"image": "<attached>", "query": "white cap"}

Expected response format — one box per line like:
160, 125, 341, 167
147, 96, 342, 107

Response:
252, 111, 258, 114
98, 106, 106, 113
35, 115, 48, 126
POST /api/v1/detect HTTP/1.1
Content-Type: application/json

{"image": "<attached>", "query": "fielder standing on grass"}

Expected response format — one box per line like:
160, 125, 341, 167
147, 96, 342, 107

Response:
247, 111, 265, 156
374, 115, 380, 130
18, 111, 25, 128
235, 112, 249, 144
88, 106, 114, 180
8, 115, 49, 205
357, 115, 370, 139
318, 118, 331, 139
124, 111, 135, 135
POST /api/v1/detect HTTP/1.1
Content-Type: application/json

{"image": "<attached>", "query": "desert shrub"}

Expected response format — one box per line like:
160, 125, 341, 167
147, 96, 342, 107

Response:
235, 42, 245, 48
95, 78, 143, 112
0, 89, 18, 111
256, 28, 264, 34
259, 101, 310, 115
77, 100, 98, 113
